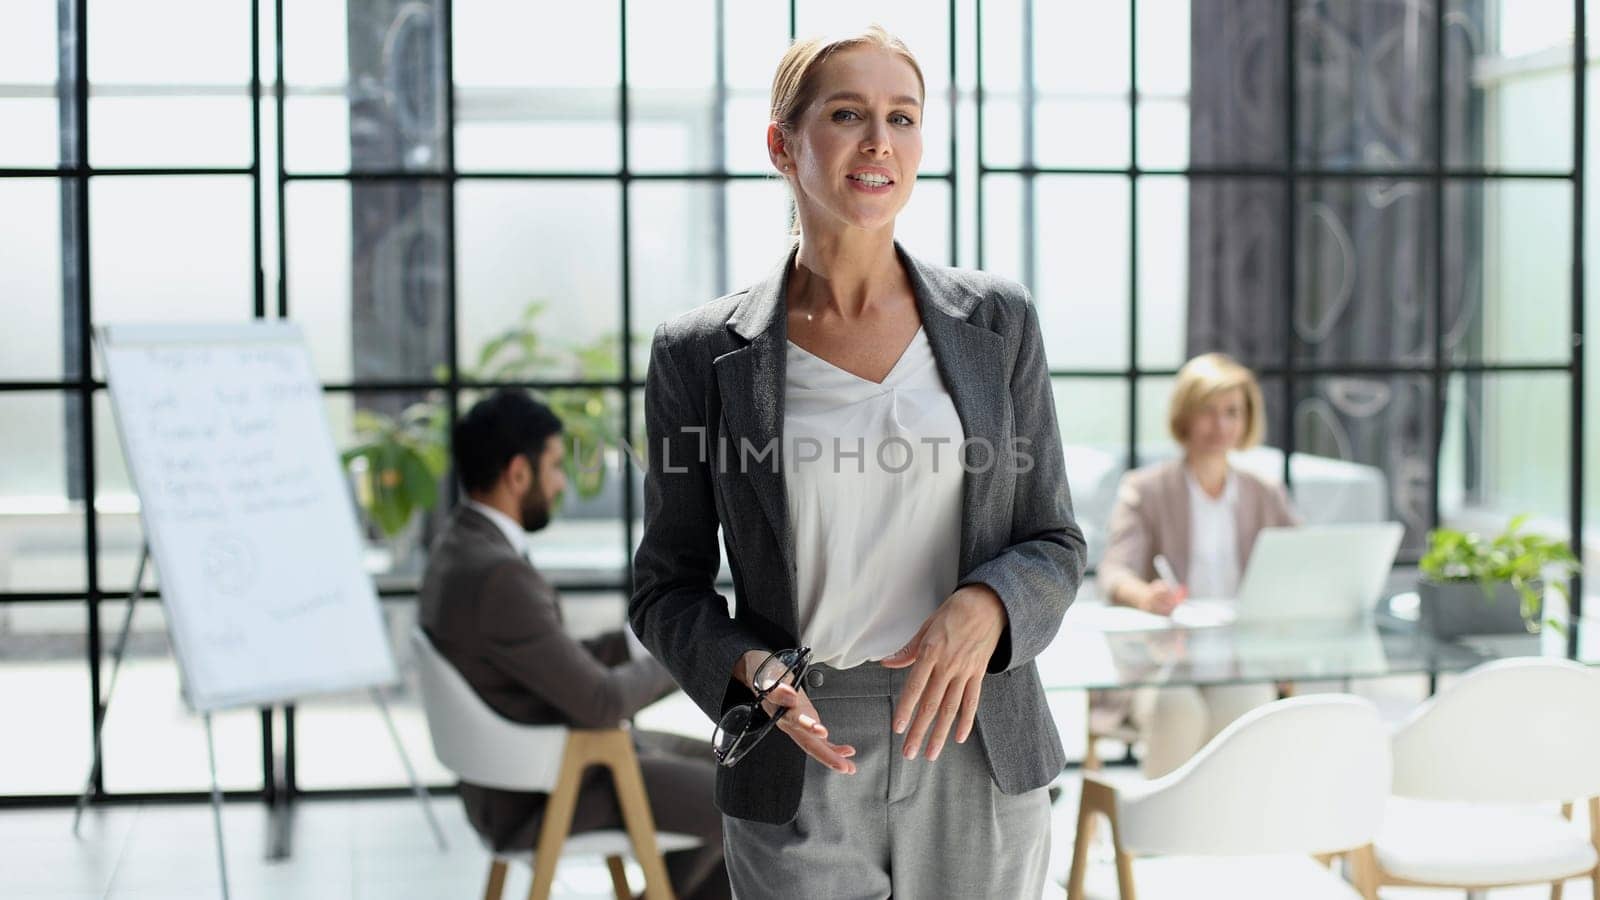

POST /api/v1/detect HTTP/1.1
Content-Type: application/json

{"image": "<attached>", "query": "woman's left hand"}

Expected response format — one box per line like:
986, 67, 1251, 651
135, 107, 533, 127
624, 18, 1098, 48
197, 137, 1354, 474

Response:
879, 584, 1008, 762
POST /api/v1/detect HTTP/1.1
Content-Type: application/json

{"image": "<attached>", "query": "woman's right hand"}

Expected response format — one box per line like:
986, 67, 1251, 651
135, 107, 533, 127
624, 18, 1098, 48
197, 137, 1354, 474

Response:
764, 683, 857, 774
736, 650, 857, 774
1137, 579, 1188, 616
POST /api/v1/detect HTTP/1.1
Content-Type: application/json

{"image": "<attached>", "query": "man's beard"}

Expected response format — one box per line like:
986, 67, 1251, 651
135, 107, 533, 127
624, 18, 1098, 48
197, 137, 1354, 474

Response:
524, 483, 556, 531
519, 481, 552, 533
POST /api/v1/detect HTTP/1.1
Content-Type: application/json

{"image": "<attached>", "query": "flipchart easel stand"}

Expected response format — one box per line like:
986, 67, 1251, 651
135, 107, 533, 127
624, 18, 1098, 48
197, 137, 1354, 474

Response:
70, 545, 447, 899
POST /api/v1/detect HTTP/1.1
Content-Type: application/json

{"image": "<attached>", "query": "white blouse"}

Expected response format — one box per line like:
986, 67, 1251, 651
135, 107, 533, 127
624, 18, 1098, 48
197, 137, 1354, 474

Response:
782, 326, 966, 670
1184, 467, 1241, 600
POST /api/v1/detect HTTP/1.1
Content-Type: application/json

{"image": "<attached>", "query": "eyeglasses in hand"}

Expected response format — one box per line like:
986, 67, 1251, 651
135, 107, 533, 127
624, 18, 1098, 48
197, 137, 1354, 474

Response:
711, 647, 812, 768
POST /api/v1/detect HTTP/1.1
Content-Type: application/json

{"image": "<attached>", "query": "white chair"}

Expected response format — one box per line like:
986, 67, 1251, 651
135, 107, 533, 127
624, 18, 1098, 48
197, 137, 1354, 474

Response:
411, 627, 700, 900
1067, 695, 1390, 899
1372, 657, 1600, 900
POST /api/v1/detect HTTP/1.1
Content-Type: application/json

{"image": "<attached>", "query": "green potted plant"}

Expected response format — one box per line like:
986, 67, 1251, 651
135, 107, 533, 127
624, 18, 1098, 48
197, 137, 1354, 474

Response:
1417, 515, 1581, 638
342, 400, 451, 549
341, 300, 624, 559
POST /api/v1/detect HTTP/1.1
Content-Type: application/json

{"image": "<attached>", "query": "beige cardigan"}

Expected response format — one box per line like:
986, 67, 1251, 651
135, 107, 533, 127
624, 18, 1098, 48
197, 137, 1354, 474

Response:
1098, 458, 1301, 604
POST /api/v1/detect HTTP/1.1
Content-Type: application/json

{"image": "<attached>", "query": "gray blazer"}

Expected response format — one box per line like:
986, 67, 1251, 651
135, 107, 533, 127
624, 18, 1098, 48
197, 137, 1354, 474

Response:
630, 243, 1088, 824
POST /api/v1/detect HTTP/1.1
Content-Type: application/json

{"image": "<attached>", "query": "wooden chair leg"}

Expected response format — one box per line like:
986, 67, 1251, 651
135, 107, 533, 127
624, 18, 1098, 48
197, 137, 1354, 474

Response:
1066, 781, 1096, 900
1545, 805, 1576, 899
528, 819, 575, 898
1547, 805, 1577, 899
1080, 713, 1103, 852
595, 731, 676, 900
527, 732, 599, 900
1347, 845, 1381, 900
1068, 777, 1135, 900
606, 855, 632, 900
1113, 848, 1137, 900
523, 729, 677, 900
1589, 798, 1600, 900
483, 859, 509, 900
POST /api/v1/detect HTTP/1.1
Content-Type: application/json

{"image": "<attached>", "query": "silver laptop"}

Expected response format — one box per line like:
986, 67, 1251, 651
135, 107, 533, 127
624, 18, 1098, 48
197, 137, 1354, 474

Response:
1172, 523, 1404, 627
1231, 523, 1404, 623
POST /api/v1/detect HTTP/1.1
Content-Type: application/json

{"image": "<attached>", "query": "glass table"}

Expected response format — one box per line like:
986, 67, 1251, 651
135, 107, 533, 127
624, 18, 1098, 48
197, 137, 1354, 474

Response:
1036, 601, 1547, 692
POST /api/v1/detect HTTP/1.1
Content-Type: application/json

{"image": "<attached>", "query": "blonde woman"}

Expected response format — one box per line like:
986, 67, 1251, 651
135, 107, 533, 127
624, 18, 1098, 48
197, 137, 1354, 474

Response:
1097, 353, 1300, 777
631, 26, 1085, 899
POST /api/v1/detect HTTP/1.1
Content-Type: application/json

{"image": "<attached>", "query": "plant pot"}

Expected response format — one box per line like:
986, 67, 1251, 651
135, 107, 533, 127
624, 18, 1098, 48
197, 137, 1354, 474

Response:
1417, 579, 1536, 640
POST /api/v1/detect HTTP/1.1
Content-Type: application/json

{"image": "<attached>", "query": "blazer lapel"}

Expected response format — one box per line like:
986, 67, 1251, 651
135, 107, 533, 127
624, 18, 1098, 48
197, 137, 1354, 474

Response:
899, 246, 1006, 574
713, 250, 795, 584
1234, 469, 1261, 568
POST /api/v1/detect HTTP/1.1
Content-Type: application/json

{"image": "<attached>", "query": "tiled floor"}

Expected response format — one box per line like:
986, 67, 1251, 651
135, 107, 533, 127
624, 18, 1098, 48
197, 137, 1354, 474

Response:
4, 786, 1591, 899
5, 796, 629, 900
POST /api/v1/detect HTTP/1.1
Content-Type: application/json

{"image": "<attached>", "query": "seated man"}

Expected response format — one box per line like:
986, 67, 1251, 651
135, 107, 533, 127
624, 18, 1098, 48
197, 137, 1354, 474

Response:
420, 389, 728, 900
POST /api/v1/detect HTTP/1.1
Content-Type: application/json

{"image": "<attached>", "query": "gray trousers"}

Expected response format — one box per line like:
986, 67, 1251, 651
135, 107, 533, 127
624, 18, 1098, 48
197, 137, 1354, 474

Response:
723, 663, 1052, 899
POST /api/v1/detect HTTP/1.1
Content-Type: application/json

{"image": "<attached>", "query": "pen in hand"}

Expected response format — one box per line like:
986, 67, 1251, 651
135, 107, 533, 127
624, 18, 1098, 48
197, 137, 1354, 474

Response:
1152, 554, 1181, 588
1149, 554, 1189, 615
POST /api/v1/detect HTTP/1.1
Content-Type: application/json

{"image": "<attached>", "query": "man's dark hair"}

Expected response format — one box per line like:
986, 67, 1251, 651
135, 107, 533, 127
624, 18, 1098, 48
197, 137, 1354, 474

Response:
452, 389, 564, 495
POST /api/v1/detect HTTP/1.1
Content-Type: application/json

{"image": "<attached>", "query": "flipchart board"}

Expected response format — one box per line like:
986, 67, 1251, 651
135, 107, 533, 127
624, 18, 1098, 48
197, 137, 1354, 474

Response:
96, 322, 397, 712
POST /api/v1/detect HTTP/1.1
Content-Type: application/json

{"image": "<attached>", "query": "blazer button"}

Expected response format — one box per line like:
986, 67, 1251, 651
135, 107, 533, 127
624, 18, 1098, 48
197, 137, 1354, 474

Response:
806, 670, 824, 689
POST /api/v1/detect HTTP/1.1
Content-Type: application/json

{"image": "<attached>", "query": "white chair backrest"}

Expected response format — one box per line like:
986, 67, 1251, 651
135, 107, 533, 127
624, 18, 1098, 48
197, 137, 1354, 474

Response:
411, 627, 571, 792
1116, 695, 1390, 857
1391, 657, 1600, 804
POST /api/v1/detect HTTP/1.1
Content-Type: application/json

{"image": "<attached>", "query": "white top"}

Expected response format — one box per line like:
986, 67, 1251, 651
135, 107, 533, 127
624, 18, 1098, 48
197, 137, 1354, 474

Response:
1185, 467, 1242, 599
782, 327, 966, 669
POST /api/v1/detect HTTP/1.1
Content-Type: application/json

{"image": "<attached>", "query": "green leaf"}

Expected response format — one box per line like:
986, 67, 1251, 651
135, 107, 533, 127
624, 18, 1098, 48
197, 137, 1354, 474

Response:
1552, 580, 1573, 604
371, 499, 409, 537
417, 441, 450, 479
476, 331, 516, 372
396, 445, 439, 511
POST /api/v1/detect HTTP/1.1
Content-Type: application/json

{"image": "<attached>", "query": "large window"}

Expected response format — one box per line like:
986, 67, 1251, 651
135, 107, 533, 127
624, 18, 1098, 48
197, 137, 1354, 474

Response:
0, 0, 1588, 801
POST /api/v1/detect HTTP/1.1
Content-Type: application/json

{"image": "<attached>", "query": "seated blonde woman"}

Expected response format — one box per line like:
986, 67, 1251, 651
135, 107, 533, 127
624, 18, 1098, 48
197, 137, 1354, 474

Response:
1097, 353, 1301, 778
